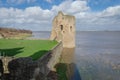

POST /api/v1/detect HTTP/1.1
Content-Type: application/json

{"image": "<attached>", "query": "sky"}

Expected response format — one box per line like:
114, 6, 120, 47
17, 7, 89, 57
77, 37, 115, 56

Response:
0, 0, 120, 31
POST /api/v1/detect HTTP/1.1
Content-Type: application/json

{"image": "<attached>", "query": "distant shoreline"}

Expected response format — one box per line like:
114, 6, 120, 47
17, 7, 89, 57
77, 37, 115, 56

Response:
0, 27, 32, 39
32, 30, 120, 32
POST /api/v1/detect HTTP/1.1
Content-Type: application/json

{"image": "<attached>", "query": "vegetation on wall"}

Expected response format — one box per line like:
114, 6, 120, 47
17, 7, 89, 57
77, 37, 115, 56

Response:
55, 63, 68, 80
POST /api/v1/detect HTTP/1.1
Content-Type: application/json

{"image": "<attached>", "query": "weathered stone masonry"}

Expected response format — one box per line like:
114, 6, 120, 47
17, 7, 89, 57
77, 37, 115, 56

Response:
50, 11, 75, 48
47, 41, 63, 71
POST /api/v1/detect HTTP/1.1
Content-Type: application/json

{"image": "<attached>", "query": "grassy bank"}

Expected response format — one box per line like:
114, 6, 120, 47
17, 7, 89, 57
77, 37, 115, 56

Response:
0, 39, 58, 60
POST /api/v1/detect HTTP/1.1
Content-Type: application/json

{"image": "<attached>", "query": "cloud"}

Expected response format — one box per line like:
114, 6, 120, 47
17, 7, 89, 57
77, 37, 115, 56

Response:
51, 0, 89, 14
92, 6, 120, 25
45, 0, 53, 3
27, 0, 36, 3
71, 5, 120, 30
0, 7, 53, 31
0, 0, 120, 31
101, 6, 120, 17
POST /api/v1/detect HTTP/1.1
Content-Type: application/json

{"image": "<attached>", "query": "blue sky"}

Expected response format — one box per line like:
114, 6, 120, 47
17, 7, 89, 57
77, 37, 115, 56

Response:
0, 0, 120, 31
88, 0, 120, 11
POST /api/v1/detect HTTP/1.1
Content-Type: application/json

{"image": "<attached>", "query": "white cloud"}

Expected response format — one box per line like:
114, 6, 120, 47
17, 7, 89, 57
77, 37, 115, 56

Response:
45, 0, 52, 3
73, 5, 120, 30
51, 0, 89, 14
0, 7, 54, 30
69, 0, 89, 13
0, 0, 120, 31
101, 6, 120, 17
93, 6, 120, 25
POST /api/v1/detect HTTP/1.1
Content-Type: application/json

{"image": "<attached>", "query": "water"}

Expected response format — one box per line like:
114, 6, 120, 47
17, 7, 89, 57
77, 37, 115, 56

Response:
31, 31, 120, 80
76, 31, 120, 80
31, 31, 50, 39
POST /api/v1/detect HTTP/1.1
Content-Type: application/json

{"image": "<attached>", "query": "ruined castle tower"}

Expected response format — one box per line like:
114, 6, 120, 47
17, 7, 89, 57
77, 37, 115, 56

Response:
50, 11, 75, 48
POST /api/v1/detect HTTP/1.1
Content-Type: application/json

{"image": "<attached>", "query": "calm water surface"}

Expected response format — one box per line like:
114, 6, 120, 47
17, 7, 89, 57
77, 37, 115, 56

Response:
32, 31, 120, 80
76, 31, 120, 80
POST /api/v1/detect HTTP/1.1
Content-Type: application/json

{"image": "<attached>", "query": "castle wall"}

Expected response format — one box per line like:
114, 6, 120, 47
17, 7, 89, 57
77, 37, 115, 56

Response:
50, 11, 76, 48
47, 42, 63, 71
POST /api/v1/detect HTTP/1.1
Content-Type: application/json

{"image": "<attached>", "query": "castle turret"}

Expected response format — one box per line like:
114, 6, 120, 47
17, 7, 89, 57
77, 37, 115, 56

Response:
50, 11, 75, 48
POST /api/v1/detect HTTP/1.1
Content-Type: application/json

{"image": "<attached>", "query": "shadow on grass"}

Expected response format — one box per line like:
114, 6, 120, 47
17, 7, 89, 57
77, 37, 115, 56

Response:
29, 50, 48, 60
0, 47, 24, 56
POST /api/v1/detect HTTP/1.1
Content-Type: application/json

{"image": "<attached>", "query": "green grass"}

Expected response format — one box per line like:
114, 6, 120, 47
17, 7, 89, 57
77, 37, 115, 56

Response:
0, 39, 58, 60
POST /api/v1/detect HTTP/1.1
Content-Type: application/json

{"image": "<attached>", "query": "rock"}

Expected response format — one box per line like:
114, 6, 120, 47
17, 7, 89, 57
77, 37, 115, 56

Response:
7, 57, 51, 80
8, 57, 37, 80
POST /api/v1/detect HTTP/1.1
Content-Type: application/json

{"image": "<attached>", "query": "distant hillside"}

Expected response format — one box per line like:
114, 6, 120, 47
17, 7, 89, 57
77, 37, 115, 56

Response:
0, 27, 32, 39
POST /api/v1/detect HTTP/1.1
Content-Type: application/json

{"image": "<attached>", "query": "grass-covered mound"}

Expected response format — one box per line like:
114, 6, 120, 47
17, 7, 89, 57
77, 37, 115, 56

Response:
0, 39, 58, 60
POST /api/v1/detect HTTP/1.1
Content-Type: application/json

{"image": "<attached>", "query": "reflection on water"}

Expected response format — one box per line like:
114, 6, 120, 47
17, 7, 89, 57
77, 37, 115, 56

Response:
75, 31, 120, 80
72, 65, 81, 80
61, 48, 75, 64
61, 48, 81, 80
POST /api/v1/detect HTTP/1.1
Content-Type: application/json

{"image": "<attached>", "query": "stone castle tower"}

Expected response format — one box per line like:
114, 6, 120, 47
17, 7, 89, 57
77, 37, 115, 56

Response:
50, 11, 75, 48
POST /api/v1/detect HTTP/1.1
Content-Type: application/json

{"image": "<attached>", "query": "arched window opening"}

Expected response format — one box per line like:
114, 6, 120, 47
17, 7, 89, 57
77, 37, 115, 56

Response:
60, 25, 63, 31
70, 26, 72, 31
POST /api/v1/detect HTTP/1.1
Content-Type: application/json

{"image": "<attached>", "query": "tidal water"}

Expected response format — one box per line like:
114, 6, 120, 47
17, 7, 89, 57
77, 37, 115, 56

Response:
31, 31, 50, 39
76, 31, 120, 80
31, 31, 120, 80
